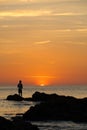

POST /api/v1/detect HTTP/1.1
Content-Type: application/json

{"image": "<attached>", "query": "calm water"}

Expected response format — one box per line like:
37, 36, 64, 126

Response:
0, 85, 87, 130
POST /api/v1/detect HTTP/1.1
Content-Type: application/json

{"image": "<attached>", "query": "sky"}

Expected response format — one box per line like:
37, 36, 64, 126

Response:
0, 0, 87, 86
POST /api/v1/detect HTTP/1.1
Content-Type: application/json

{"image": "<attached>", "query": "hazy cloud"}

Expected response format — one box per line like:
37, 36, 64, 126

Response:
55, 29, 87, 32
34, 40, 51, 45
0, 10, 52, 17
25, 75, 56, 79
76, 29, 87, 32
0, 10, 86, 18
54, 12, 87, 16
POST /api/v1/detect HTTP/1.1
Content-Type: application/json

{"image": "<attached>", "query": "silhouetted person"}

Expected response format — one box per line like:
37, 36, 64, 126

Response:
17, 80, 23, 96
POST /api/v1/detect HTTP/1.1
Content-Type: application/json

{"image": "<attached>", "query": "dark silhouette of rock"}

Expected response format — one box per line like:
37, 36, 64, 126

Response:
24, 97, 33, 101
23, 91, 87, 122
6, 94, 34, 101
0, 116, 14, 130
7, 94, 24, 101
6, 91, 87, 122
0, 116, 39, 130
31, 91, 80, 103
32, 91, 59, 102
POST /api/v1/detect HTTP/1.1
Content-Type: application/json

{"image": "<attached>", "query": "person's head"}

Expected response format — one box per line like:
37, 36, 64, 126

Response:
19, 80, 22, 83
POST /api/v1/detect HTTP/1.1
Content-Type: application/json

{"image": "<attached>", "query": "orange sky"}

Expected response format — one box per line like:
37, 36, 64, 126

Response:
0, 0, 87, 86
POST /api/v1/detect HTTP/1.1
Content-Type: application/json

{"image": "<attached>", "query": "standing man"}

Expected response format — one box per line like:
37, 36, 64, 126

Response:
17, 80, 23, 97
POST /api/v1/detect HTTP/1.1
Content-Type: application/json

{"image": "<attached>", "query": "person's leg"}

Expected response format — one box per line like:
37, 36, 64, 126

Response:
18, 89, 20, 95
19, 89, 21, 96
20, 89, 22, 96
21, 90, 22, 97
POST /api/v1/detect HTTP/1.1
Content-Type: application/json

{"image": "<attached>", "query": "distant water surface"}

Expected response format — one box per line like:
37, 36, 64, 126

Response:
0, 85, 87, 99
0, 85, 87, 130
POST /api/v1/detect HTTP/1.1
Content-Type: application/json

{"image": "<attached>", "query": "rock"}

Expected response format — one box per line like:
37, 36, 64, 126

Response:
23, 92, 87, 122
24, 97, 33, 101
6, 94, 24, 101
0, 116, 39, 130
6, 91, 87, 122
33, 91, 79, 103
0, 116, 14, 130
6, 94, 33, 101
32, 91, 59, 102
11, 116, 39, 130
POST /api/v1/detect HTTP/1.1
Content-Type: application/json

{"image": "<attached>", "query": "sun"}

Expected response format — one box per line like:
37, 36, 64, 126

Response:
40, 83, 45, 87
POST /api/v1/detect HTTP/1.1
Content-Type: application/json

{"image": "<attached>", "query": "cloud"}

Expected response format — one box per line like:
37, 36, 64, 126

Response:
25, 75, 56, 79
55, 29, 72, 32
55, 29, 87, 32
66, 41, 87, 45
0, 9, 86, 18
0, 0, 86, 19
20, 0, 33, 2
76, 29, 87, 32
54, 12, 87, 16
0, 10, 52, 17
20, 0, 28, 2
34, 40, 51, 45
0, 0, 32, 2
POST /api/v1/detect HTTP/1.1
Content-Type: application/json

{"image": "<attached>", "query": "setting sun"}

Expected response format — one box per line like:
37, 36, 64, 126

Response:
40, 84, 45, 87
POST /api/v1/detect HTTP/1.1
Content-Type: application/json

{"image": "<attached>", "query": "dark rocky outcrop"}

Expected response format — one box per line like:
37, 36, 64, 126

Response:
6, 94, 33, 101
6, 91, 87, 122
23, 91, 87, 122
32, 91, 60, 102
7, 94, 24, 101
0, 116, 39, 130
0, 116, 14, 130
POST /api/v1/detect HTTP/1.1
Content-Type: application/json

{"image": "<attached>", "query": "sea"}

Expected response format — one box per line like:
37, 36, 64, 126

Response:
0, 85, 87, 130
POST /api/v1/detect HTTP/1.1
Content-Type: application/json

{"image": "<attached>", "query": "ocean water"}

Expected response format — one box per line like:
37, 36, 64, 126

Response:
0, 85, 87, 130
